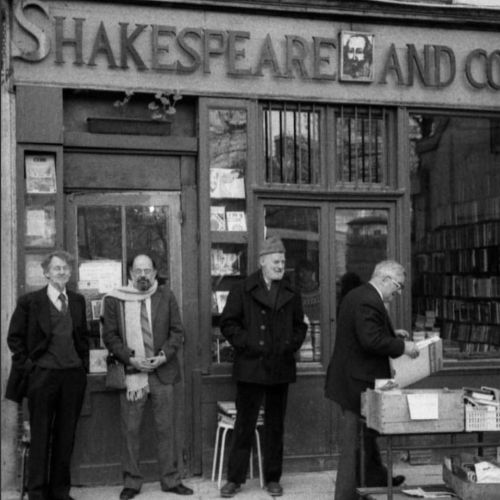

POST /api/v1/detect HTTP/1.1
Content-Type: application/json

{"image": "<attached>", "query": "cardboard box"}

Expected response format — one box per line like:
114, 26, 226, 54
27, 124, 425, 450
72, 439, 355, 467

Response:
443, 459, 500, 500
390, 337, 442, 388
361, 388, 464, 434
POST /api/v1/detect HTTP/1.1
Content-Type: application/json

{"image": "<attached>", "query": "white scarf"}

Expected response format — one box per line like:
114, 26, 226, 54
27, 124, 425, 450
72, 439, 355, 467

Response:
106, 280, 158, 401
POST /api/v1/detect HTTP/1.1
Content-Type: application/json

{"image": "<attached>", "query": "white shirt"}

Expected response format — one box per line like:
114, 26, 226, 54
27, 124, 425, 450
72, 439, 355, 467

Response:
47, 283, 68, 312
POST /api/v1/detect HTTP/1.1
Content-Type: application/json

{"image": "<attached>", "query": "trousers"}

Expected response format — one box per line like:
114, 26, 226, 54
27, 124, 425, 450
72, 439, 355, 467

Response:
119, 373, 180, 491
227, 382, 289, 485
333, 401, 387, 500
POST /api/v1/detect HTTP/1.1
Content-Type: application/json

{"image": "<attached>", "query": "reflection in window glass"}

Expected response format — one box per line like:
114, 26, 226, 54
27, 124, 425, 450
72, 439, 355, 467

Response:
126, 206, 169, 283
263, 103, 320, 185
265, 205, 321, 362
335, 106, 388, 185
77, 206, 122, 261
334, 209, 388, 309
410, 114, 500, 360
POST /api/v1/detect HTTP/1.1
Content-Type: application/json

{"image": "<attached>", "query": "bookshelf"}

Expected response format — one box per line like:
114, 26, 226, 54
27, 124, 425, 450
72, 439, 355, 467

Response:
413, 220, 500, 359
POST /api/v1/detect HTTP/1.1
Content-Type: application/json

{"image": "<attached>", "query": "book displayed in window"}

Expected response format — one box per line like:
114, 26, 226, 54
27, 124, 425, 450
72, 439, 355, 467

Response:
25, 154, 57, 194
210, 168, 245, 199
210, 206, 226, 231
226, 211, 247, 231
211, 248, 241, 276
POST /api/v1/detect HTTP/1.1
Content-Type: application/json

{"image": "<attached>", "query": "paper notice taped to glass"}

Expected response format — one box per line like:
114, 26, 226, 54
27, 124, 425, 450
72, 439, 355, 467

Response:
407, 392, 439, 420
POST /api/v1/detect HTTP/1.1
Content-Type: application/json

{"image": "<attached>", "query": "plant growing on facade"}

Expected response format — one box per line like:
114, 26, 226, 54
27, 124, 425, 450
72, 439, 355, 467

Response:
113, 90, 182, 120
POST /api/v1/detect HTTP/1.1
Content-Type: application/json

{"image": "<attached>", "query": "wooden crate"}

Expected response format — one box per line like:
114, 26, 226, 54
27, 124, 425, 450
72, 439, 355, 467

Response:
361, 388, 464, 434
443, 461, 500, 500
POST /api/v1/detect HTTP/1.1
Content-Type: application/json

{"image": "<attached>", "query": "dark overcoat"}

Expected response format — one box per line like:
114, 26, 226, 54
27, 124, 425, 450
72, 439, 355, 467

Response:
5, 287, 89, 403
220, 270, 307, 385
324, 283, 405, 414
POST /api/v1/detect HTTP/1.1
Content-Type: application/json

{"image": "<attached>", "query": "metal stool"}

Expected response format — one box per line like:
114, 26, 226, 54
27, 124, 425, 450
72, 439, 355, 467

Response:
19, 420, 30, 500
211, 401, 264, 489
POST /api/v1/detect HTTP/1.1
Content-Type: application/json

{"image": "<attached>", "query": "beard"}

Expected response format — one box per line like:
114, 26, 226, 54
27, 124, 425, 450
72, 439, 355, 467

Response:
135, 277, 153, 291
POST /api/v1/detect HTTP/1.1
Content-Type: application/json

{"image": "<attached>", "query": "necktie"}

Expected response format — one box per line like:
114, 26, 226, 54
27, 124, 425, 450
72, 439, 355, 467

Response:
59, 293, 67, 314
140, 300, 155, 357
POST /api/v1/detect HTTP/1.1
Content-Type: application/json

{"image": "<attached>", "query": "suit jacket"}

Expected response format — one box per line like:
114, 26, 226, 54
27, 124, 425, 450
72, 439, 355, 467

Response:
324, 283, 404, 414
102, 285, 184, 385
220, 270, 307, 385
5, 286, 90, 403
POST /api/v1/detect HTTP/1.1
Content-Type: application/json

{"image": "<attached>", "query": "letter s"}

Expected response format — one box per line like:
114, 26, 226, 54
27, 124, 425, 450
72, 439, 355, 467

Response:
12, 0, 51, 62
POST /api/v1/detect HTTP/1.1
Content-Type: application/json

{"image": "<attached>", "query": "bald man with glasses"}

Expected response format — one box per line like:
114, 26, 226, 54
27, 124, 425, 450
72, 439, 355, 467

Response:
325, 260, 419, 500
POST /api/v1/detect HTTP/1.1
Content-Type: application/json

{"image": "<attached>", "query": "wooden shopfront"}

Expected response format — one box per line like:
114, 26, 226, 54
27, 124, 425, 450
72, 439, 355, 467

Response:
2, 0, 500, 488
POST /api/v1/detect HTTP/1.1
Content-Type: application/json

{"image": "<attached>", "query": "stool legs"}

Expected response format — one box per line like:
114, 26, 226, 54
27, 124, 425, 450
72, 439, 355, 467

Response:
217, 427, 231, 489
255, 428, 263, 488
211, 425, 222, 482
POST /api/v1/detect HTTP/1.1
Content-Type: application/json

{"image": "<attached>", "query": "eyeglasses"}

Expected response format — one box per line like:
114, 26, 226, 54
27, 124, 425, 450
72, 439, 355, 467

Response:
131, 268, 155, 277
387, 276, 404, 291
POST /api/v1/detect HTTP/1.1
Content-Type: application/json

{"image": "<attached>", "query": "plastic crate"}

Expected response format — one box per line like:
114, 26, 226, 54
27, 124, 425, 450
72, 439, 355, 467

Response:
465, 405, 500, 431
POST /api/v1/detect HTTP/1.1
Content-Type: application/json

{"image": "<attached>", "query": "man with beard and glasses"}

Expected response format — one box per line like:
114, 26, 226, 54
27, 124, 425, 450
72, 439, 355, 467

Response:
219, 236, 307, 498
6, 250, 89, 500
325, 260, 420, 500
102, 254, 193, 499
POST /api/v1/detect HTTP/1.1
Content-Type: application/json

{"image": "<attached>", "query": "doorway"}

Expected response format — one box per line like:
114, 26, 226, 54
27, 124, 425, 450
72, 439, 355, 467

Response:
65, 191, 186, 485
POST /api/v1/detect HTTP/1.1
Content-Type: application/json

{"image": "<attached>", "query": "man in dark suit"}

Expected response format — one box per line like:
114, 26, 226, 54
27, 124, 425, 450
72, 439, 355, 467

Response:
325, 260, 420, 500
6, 250, 89, 500
102, 253, 193, 500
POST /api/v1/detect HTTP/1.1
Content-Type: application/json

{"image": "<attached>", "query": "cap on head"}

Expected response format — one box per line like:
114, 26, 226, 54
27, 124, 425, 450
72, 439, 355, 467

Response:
259, 236, 285, 257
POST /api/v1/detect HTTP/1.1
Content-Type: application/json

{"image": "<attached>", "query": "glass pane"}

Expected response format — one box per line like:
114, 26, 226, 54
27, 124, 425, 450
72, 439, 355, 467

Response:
410, 113, 500, 360
125, 206, 170, 284
263, 104, 320, 184
265, 205, 321, 362
336, 107, 386, 185
334, 209, 388, 310
77, 206, 122, 261
25, 202, 56, 247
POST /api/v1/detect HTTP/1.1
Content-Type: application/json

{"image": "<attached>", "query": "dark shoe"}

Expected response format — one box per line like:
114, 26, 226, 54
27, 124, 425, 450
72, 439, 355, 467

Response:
392, 475, 406, 487
163, 483, 193, 495
220, 482, 241, 498
119, 488, 139, 500
266, 482, 283, 496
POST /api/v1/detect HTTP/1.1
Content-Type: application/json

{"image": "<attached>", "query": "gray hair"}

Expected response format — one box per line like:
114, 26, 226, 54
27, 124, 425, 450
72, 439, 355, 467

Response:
41, 250, 75, 272
371, 260, 405, 280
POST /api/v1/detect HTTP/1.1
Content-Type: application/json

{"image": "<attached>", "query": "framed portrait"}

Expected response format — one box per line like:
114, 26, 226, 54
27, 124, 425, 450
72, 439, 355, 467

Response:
339, 31, 375, 82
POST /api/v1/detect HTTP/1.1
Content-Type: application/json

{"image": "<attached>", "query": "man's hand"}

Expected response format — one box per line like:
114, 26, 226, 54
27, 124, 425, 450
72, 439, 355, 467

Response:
395, 329, 410, 339
403, 341, 420, 359
146, 353, 166, 370
129, 356, 155, 372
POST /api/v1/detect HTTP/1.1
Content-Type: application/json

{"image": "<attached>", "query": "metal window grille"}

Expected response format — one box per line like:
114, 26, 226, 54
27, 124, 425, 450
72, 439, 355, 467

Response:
263, 102, 320, 185
335, 106, 388, 186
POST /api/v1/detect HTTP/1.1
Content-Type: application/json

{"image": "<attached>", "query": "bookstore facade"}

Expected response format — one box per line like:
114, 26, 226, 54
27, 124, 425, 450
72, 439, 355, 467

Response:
2, 0, 500, 487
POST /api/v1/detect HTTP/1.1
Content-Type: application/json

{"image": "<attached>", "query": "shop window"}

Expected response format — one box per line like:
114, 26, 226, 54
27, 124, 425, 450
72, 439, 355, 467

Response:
335, 106, 389, 186
208, 108, 249, 364
262, 102, 320, 185
333, 208, 389, 311
410, 113, 500, 361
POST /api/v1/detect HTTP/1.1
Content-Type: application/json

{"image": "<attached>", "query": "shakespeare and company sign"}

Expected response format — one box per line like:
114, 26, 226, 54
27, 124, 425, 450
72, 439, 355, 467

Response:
10, 0, 500, 107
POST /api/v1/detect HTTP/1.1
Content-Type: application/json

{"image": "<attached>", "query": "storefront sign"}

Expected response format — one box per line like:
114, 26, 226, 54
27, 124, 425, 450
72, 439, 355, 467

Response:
11, 0, 500, 98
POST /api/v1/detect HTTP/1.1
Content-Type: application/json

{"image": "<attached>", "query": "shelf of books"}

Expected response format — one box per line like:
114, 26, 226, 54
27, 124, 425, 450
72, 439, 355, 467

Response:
413, 220, 500, 360
210, 173, 248, 364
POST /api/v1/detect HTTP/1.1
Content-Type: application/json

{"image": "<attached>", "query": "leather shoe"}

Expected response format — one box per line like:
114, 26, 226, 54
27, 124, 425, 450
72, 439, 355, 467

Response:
266, 481, 283, 496
119, 488, 139, 500
392, 475, 406, 487
163, 483, 193, 495
220, 482, 241, 498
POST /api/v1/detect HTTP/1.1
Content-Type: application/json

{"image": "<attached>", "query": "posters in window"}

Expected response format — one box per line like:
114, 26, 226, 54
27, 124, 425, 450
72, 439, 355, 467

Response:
25, 154, 57, 194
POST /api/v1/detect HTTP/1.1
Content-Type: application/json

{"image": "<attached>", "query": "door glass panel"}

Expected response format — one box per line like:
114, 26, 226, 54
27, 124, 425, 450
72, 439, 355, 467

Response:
125, 206, 170, 284
264, 205, 321, 362
334, 208, 388, 310
77, 206, 122, 261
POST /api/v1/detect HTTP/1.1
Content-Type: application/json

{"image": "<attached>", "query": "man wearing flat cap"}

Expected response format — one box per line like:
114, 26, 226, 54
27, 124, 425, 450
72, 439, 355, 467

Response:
219, 236, 307, 498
